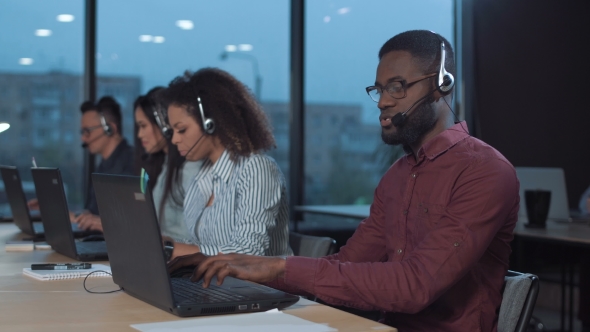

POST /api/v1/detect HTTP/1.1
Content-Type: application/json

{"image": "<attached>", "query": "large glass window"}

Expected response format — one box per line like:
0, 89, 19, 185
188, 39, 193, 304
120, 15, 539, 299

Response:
96, 0, 290, 180
0, 1, 85, 214
302, 0, 454, 227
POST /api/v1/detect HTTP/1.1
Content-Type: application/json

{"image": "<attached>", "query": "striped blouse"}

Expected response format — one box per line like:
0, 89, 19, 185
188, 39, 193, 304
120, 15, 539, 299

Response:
182, 150, 292, 256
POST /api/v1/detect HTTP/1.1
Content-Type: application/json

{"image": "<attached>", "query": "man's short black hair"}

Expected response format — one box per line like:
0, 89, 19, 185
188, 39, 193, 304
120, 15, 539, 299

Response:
80, 96, 123, 135
379, 30, 456, 83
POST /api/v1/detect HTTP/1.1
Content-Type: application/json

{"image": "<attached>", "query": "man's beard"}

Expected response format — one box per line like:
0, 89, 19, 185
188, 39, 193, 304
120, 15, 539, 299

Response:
381, 97, 437, 149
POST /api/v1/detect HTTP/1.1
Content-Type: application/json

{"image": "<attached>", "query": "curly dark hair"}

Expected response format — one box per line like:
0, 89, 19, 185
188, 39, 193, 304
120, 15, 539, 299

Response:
160, 68, 275, 160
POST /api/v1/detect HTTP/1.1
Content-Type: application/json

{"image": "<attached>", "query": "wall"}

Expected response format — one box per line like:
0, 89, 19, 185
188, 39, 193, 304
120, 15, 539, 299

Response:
472, 0, 590, 208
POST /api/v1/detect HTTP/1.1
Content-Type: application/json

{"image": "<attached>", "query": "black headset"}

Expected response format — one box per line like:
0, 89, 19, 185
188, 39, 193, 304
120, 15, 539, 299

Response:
432, 31, 455, 94
153, 105, 173, 140
99, 112, 113, 136
197, 96, 215, 134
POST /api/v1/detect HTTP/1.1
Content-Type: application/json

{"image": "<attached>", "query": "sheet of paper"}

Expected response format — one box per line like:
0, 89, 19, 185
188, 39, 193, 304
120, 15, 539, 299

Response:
131, 309, 336, 332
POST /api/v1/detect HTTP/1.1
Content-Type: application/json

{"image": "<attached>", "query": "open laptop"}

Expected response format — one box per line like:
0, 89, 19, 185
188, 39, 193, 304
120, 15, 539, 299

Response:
515, 167, 574, 222
31, 167, 108, 261
92, 173, 299, 317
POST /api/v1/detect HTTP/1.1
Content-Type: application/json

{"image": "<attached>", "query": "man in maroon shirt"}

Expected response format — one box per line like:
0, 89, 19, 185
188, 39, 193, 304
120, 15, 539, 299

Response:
168, 30, 520, 331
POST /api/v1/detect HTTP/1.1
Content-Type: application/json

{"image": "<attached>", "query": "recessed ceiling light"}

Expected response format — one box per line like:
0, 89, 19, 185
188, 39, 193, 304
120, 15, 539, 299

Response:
153, 36, 165, 43
35, 29, 52, 37
57, 14, 75, 22
323, 16, 331, 23
139, 35, 153, 42
176, 20, 194, 30
19, 58, 34, 65
337, 7, 350, 14
225, 45, 237, 52
238, 44, 253, 51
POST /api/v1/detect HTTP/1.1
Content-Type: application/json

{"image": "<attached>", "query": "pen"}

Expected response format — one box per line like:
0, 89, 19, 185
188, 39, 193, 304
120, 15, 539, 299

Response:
32, 157, 37, 168
31, 263, 92, 270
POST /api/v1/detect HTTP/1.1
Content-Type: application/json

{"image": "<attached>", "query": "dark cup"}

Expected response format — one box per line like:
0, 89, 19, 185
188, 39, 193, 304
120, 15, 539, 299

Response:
524, 189, 551, 228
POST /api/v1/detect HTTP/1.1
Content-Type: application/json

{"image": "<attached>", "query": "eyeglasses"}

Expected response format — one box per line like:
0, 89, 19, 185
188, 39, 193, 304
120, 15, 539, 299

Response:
80, 125, 102, 136
365, 73, 437, 102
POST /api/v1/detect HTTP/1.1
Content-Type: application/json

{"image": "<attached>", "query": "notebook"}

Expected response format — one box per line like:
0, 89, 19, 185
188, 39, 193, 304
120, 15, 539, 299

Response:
0, 165, 95, 239
31, 167, 108, 261
23, 263, 111, 281
92, 173, 299, 317
515, 167, 571, 221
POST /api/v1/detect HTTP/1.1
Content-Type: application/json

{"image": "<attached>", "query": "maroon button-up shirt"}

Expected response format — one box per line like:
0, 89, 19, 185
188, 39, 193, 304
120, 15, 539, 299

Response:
272, 122, 519, 331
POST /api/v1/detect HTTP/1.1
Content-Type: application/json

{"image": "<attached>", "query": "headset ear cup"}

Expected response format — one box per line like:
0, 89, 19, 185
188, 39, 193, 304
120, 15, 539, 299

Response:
439, 73, 455, 94
203, 119, 215, 134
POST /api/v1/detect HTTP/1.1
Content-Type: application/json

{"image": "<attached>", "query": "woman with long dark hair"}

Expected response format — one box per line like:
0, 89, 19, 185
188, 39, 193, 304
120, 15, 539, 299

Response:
134, 87, 202, 240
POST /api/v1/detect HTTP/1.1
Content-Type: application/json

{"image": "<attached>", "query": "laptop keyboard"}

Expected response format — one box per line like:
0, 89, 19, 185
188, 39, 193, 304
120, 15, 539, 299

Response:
171, 278, 250, 303
76, 241, 107, 254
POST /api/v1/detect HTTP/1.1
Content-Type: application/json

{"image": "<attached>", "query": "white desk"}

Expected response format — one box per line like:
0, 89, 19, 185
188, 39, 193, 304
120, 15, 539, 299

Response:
0, 223, 396, 332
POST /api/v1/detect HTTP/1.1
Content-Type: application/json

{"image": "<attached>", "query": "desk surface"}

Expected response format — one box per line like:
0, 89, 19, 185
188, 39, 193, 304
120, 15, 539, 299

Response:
0, 223, 396, 332
296, 204, 590, 246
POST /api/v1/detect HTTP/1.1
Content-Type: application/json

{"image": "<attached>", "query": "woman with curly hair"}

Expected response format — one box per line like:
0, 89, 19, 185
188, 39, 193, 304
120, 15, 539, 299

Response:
160, 68, 292, 259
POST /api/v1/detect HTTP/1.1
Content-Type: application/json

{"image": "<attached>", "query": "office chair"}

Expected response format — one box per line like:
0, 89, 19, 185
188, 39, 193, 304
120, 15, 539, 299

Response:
498, 270, 540, 332
289, 232, 337, 258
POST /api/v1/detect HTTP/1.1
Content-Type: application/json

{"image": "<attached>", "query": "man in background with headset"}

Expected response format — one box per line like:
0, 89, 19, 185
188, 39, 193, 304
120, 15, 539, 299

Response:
168, 30, 520, 330
75, 96, 134, 230
29, 96, 135, 231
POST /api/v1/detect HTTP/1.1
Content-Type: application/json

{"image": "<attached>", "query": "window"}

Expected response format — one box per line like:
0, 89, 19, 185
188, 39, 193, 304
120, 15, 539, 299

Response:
97, 0, 290, 183
0, 0, 85, 213
304, 0, 454, 210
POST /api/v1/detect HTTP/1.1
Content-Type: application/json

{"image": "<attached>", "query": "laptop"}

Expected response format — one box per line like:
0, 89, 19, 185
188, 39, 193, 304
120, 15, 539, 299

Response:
92, 173, 299, 317
31, 167, 108, 261
515, 167, 573, 222
0, 166, 94, 240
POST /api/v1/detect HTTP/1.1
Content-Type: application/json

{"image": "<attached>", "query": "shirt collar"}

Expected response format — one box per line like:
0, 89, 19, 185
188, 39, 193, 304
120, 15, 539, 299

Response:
405, 121, 470, 166
209, 150, 235, 184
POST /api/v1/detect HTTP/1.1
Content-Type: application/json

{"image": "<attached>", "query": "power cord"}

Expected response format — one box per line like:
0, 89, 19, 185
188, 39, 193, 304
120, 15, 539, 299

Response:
83, 270, 122, 294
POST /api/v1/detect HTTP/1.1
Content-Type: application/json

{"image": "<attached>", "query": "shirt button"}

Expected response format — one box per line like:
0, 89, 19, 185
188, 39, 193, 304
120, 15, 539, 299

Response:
423, 208, 428, 213
397, 249, 403, 254
454, 242, 460, 247
403, 210, 408, 215
411, 173, 417, 178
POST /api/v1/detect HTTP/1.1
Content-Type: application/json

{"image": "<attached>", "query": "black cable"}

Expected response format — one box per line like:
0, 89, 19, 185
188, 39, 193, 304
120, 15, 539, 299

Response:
442, 95, 469, 136
83, 270, 122, 294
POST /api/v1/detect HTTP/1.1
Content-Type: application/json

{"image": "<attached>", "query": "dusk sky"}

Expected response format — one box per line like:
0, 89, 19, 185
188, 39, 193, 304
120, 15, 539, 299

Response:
0, 0, 453, 123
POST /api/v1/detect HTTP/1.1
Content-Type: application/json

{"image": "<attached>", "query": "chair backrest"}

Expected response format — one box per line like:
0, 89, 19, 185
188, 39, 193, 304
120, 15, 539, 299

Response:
289, 232, 337, 258
498, 270, 540, 332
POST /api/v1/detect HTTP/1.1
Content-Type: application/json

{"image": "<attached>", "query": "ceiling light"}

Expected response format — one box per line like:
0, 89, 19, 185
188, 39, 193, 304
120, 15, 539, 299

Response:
224, 45, 237, 52
0, 123, 9, 133
176, 20, 194, 30
35, 29, 52, 37
324, 16, 331, 23
337, 7, 350, 14
57, 14, 75, 22
238, 44, 253, 51
153, 36, 165, 43
139, 35, 153, 42
19, 58, 34, 65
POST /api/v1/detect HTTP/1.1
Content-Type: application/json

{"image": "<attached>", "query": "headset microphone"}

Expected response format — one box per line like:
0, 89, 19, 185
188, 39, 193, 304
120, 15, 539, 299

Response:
81, 132, 107, 149
392, 87, 438, 127
184, 133, 206, 159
